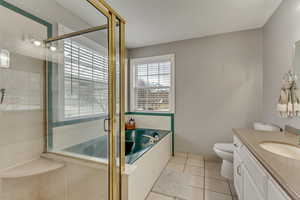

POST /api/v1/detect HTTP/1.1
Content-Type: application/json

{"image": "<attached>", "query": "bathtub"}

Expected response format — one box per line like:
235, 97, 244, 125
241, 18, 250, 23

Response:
63, 128, 172, 200
64, 129, 170, 164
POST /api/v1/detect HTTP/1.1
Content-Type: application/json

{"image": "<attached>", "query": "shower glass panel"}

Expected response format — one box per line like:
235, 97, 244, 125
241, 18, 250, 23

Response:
46, 1, 114, 199
0, 0, 125, 199
47, 29, 109, 160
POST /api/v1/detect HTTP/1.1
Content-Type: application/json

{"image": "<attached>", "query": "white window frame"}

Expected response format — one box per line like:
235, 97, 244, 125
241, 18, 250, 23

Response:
130, 54, 175, 113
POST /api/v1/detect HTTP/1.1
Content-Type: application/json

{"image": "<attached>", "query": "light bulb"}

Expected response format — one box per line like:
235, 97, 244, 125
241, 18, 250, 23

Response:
49, 46, 57, 52
33, 40, 42, 47
0, 49, 10, 68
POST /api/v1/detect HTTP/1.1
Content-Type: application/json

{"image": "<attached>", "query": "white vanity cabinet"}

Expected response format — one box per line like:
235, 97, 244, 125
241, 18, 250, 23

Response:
267, 178, 291, 200
233, 152, 243, 198
233, 136, 243, 198
233, 136, 291, 200
243, 167, 265, 200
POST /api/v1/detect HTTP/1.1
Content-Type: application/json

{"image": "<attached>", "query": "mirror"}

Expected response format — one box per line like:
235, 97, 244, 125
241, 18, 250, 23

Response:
278, 40, 300, 118
293, 40, 300, 82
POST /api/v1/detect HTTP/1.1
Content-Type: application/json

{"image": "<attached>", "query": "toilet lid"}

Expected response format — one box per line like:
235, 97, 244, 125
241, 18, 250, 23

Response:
214, 143, 234, 153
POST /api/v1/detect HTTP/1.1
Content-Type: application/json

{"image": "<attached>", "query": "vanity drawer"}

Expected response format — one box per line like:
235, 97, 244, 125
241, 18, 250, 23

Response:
240, 146, 268, 198
233, 135, 243, 152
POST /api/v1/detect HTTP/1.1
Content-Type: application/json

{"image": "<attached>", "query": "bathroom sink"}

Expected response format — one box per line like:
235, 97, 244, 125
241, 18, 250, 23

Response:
260, 142, 300, 160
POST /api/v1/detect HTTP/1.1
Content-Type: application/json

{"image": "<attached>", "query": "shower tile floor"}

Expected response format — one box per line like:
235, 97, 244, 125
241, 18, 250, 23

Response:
146, 152, 238, 200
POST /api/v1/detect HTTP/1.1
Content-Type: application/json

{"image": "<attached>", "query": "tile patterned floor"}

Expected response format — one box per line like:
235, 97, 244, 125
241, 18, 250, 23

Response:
146, 152, 238, 200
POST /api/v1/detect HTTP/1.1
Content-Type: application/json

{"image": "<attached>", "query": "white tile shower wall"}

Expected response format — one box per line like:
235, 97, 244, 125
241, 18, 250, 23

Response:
126, 115, 171, 130
52, 119, 105, 150
0, 68, 42, 111
0, 52, 45, 172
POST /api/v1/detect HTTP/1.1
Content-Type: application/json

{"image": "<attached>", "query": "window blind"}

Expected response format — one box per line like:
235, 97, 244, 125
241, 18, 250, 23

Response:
64, 40, 108, 118
134, 61, 171, 111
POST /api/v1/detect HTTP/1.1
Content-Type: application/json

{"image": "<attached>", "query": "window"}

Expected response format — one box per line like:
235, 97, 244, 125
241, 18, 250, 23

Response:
62, 39, 108, 119
130, 54, 175, 113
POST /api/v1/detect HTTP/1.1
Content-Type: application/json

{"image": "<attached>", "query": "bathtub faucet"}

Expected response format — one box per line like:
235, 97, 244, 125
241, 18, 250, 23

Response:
142, 135, 159, 144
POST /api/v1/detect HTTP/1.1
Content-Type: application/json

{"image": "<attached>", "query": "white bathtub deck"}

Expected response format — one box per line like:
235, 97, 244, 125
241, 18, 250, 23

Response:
124, 133, 172, 200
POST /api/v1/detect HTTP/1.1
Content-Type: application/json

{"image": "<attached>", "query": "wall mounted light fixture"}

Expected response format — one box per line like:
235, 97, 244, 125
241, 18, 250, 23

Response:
32, 40, 42, 47
49, 45, 57, 52
0, 49, 10, 68
24, 35, 58, 52
45, 42, 57, 52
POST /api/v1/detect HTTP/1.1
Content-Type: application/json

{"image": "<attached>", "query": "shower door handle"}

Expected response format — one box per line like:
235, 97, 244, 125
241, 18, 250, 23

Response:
104, 118, 110, 132
0, 88, 6, 104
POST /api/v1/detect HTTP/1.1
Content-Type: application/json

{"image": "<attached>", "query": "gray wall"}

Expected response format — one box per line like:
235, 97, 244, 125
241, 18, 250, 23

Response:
263, 0, 300, 128
129, 29, 263, 156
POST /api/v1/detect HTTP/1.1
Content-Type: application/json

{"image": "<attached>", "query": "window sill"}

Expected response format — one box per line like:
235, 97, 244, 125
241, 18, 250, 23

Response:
125, 111, 174, 116
52, 115, 107, 127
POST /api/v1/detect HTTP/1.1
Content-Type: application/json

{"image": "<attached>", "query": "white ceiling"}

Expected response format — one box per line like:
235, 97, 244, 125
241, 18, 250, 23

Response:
55, 0, 282, 48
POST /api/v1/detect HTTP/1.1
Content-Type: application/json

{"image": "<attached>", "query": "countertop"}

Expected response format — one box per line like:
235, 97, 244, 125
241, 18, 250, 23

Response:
233, 128, 300, 200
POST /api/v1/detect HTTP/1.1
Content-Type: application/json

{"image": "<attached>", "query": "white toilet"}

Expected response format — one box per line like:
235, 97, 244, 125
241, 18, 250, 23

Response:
213, 123, 279, 180
213, 143, 234, 179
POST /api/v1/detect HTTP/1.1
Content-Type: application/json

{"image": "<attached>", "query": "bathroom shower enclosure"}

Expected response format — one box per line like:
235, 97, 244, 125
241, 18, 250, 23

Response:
1, 1, 171, 199
45, 1, 126, 200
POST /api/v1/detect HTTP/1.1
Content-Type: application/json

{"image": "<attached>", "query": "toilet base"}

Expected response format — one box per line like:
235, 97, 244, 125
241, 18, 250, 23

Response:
221, 160, 233, 180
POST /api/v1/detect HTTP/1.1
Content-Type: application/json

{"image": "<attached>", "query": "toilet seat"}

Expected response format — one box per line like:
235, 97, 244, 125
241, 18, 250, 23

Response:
214, 143, 234, 153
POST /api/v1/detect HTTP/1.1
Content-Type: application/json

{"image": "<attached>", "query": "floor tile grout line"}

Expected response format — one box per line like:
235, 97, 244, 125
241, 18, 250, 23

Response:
205, 176, 229, 183
148, 157, 177, 199
149, 153, 233, 200
186, 153, 205, 199
148, 153, 202, 199
204, 159, 206, 200
204, 159, 235, 199
228, 180, 234, 197
228, 180, 238, 199
151, 191, 176, 199
155, 153, 188, 199
205, 188, 232, 196
183, 154, 187, 172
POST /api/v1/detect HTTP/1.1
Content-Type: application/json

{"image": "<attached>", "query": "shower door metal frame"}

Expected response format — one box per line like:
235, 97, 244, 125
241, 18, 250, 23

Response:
45, 0, 126, 200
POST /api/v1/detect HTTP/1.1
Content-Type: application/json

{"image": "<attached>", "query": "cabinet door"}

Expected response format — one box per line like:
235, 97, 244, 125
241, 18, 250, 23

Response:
234, 152, 243, 199
267, 179, 291, 200
240, 146, 268, 198
243, 167, 264, 200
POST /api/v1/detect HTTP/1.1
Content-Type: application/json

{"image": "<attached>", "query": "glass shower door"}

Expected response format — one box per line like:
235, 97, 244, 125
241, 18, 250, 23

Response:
45, 0, 126, 199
